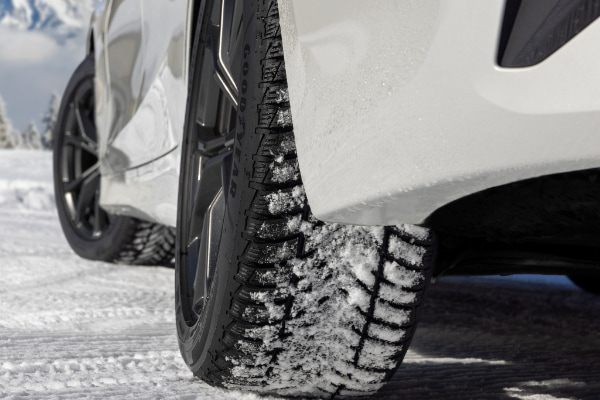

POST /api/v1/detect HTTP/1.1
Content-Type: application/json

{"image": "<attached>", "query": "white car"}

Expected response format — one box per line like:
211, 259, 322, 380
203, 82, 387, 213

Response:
52, 0, 600, 397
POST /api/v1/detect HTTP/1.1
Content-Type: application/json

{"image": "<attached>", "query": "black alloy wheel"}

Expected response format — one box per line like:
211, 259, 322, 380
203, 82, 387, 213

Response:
177, 0, 243, 328
54, 55, 176, 265
56, 61, 107, 240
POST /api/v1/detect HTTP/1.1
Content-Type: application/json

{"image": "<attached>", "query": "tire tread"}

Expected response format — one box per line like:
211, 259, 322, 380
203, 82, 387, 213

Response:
186, 1, 435, 398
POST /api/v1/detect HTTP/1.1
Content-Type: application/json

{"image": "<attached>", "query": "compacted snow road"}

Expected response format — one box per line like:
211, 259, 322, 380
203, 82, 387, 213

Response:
1, 150, 599, 400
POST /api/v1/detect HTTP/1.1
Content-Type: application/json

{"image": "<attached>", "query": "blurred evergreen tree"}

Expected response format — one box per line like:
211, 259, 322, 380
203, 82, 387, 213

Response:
42, 93, 60, 150
0, 94, 16, 149
23, 121, 43, 150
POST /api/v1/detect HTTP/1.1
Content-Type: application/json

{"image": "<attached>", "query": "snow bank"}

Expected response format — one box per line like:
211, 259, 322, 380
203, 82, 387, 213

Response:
0, 149, 55, 211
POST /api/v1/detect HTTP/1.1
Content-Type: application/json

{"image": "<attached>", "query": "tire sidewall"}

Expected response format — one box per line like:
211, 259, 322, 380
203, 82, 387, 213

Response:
176, 0, 265, 376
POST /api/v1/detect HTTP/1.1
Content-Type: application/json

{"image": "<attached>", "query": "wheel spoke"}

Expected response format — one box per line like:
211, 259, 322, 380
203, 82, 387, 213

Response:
75, 104, 98, 148
74, 146, 83, 181
216, 0, 240, 103
188, 150, 231, 243
227, 1, 245, 79
74, 170, 100, 226
64, 162, 99, 193
64, 174, 85, 194
192, 189, 225, 313
210, 25, 238, 107
191, 238, 206, 312
64, 134, 98, 156
228, 0, 244, 56
196, 123, 235, 155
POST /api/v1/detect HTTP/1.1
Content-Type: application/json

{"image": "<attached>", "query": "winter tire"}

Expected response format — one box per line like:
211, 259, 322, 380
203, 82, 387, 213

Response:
569, 276, 600, 295
175, 1, 437, 397
53, 54, 176, 266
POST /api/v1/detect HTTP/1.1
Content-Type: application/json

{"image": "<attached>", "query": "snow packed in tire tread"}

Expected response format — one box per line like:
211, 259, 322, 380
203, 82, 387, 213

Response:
198, 1, 436, 398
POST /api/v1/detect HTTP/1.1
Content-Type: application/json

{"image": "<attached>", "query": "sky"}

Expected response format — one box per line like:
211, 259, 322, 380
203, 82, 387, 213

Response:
0, 23, 86, 132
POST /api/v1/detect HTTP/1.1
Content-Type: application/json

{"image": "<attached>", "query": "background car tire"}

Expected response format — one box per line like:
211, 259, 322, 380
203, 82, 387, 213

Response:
53, 54, 176, 266
175, 1, 437, 397
569, 276, 600, 295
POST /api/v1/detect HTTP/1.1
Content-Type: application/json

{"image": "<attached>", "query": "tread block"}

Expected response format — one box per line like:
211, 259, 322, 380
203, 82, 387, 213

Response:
382, 261, 425, 288
387, 236, 427, 268
235, 286, 290, 304
373, 300, 413, 327
242, 238, 299, 265
114, 221, 175, 266
253, 158, 300, 185
345, 286, 372, 314
249, 265, 295, 286
229, 322, 279, 342
253, 186, 305, 216
378, 282, 420, 306
263, 18, 280, 40
231, 336, 267, 355
246, 215, 301, 240
262, 85, 289, 105
332, 360, 387, 385
355, 337, 402, 370
323, 365, 385, 392
235, 264, 257, 284
366, 323, 406, 344
390, 224, 431, 245
255, 130, 296, 157
231, 299, 285, 324
258, 104, 292, 129
261, 58, 287, 83
265, 40, 284, 59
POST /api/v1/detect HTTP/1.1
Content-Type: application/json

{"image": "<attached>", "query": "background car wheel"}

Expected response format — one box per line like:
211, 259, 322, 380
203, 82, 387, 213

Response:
175, 1, 437, 397
569, 276, 600, 295
53, 54, 176, 266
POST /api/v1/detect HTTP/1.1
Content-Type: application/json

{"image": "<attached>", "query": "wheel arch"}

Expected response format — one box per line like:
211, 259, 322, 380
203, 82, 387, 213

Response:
86, 27, 94, 55
85, 0, 109, 57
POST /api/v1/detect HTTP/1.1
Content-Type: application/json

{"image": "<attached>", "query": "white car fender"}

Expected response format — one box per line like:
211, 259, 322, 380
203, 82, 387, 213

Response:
279, 0, 600, 225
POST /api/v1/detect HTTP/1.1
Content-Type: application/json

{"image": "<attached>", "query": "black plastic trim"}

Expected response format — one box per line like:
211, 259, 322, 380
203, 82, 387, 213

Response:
498, 0, 600, 67
427, 168, 600, 277
438, 246, 600, 278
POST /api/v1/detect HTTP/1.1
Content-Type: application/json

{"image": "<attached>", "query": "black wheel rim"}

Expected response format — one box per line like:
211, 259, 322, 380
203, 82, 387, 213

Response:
179, 0, 244, 325
58, 75, 109, 240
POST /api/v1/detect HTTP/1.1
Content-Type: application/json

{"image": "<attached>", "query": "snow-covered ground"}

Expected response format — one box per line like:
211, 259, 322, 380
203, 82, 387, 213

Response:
0, 150, 262, 399
1, 150, 599, 399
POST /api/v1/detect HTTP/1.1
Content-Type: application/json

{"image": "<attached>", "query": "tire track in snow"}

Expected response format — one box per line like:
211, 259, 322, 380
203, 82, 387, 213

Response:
0, 211, 266, 400
0, 151, 263, 400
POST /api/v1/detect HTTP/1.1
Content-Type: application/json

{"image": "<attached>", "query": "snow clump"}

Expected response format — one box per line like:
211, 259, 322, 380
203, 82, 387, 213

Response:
226, 215, 430, 397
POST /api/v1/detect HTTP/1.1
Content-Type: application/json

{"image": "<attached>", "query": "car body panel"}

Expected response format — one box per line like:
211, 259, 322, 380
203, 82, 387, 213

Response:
99, 147, 182, 225
92, 0, 600, 228
278, 0, 600, 225
92, 0, 192, 227
96, 0, 145, 170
